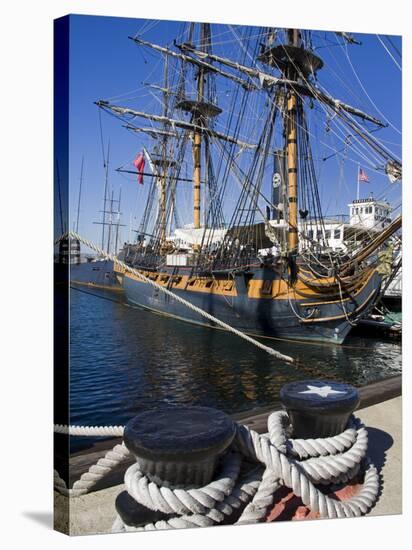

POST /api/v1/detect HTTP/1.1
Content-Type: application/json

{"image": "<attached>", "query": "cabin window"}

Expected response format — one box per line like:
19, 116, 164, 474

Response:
317, 230, 323, 239
355, 208, 359, 214
325, 230, 331, 239
334, 229, 341, 239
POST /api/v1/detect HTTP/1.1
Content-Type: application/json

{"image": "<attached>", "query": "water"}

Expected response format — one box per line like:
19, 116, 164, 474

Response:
67, 287, 401, 450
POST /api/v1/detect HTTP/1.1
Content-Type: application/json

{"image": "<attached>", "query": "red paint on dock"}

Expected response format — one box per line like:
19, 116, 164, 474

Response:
265, 476, 363, 522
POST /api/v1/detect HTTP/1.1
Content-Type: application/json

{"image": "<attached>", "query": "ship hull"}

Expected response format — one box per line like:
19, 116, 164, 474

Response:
121, 267, 381, 344
71, 260, 122, 290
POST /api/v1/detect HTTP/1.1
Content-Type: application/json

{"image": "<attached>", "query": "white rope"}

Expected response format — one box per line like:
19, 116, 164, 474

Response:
376, 34, 402, 72
54, 424, 124, 437
124, 452, 242, 515
56, 231, 295, 363
113, 410, 379, 531
54, 442, 130, 498
54, 410, 378, 528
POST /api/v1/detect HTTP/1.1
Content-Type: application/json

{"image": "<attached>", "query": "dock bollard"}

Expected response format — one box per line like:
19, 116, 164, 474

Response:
279, 379, 360, 438
115, 405, 236, 528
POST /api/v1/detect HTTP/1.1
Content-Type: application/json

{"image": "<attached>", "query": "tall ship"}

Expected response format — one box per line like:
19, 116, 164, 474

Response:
96, 24, 401, 344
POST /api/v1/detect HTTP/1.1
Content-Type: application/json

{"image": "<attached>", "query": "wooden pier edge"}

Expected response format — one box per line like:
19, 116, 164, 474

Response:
66, 374, 401, 490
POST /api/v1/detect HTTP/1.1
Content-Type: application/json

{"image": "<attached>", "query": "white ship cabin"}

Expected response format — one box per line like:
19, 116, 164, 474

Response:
348, 197, 392, 231
267, 195, 392, 255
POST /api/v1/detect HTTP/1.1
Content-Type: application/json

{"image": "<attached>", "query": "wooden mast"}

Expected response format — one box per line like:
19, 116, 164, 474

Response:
193, 26, 205, 232
159, 55, 169, 244
159, 169, 167, 243
286, 29, 299, 255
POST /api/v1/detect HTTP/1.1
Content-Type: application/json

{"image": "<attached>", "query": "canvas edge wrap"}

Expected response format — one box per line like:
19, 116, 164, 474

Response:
53, 14, 71, 536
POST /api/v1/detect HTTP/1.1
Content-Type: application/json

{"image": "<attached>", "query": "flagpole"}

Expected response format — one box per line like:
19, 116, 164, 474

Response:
357, 162, 360, 201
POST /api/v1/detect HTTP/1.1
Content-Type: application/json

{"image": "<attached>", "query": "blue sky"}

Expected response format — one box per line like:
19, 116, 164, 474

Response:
67, 14, 401, 249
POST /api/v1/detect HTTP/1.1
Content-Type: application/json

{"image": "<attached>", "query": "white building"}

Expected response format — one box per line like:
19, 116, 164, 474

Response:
268, 196, 393, 254
348, 197, 392, 230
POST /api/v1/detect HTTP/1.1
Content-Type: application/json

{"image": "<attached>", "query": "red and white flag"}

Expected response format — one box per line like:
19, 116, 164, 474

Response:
133, 152, 145, 184
358, 167, 370, 183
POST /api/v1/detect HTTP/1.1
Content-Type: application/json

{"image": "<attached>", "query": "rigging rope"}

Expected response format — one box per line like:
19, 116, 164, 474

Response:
376, 34, 402, 72
340, 38, 401, 136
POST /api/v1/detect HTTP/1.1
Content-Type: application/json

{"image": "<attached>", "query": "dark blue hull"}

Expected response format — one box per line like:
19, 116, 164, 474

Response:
122, 269, 381, 344
71, 260, 122, 290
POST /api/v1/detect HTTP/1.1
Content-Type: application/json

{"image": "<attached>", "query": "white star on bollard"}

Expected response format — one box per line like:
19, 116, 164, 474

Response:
299, 385, 346, 398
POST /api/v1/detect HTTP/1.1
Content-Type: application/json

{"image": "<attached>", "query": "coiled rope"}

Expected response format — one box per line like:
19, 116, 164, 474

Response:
55, 231, 294, 363
53, 410, 379, 527
110, 411, 378, 531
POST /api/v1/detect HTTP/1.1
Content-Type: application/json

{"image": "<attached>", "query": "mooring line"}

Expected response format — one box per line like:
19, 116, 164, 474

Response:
58, 231, 295, 364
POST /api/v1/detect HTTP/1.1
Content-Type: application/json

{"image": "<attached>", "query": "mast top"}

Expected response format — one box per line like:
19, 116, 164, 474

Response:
151, 157, 176, 168
258, 44, 323, 77
176, 99, 222, 118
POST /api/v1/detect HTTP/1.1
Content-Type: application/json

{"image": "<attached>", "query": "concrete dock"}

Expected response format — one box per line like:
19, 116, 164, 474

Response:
55, 379, 402, 535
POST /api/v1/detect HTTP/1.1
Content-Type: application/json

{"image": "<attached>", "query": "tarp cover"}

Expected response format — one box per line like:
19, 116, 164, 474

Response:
172, 227, 227, 246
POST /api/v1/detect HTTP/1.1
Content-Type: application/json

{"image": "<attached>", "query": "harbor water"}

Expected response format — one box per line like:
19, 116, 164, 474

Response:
68, 286, 401, 451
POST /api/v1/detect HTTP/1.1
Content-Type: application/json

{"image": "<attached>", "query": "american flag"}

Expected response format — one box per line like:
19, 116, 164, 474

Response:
358, 167, 370, 183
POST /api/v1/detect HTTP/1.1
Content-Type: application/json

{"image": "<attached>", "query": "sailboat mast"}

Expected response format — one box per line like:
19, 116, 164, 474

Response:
114, 186, 122, 255
286, 29, 299, 255
193, 28, 205, 231
101, 143, 110, 251
107, 189, 114, 254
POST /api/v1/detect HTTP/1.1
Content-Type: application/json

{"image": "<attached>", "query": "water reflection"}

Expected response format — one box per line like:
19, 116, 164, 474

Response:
68, 287, 401, 436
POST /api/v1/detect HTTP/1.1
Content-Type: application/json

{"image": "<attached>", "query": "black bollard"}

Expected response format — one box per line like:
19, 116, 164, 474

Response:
116, 405, 236, 528
279, 379, 360, 439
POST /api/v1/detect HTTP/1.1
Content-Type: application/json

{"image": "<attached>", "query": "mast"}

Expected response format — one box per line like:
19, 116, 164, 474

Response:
160, 55, 169, 243
114, 186, 122, 255
173, 23, 221, 240
286, 29, 299, 255
257, 28, 325, 256
101, 143, 110, 251
107, 189, 114, 253
93, 142, 125, 255
193, 29, 205, 231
